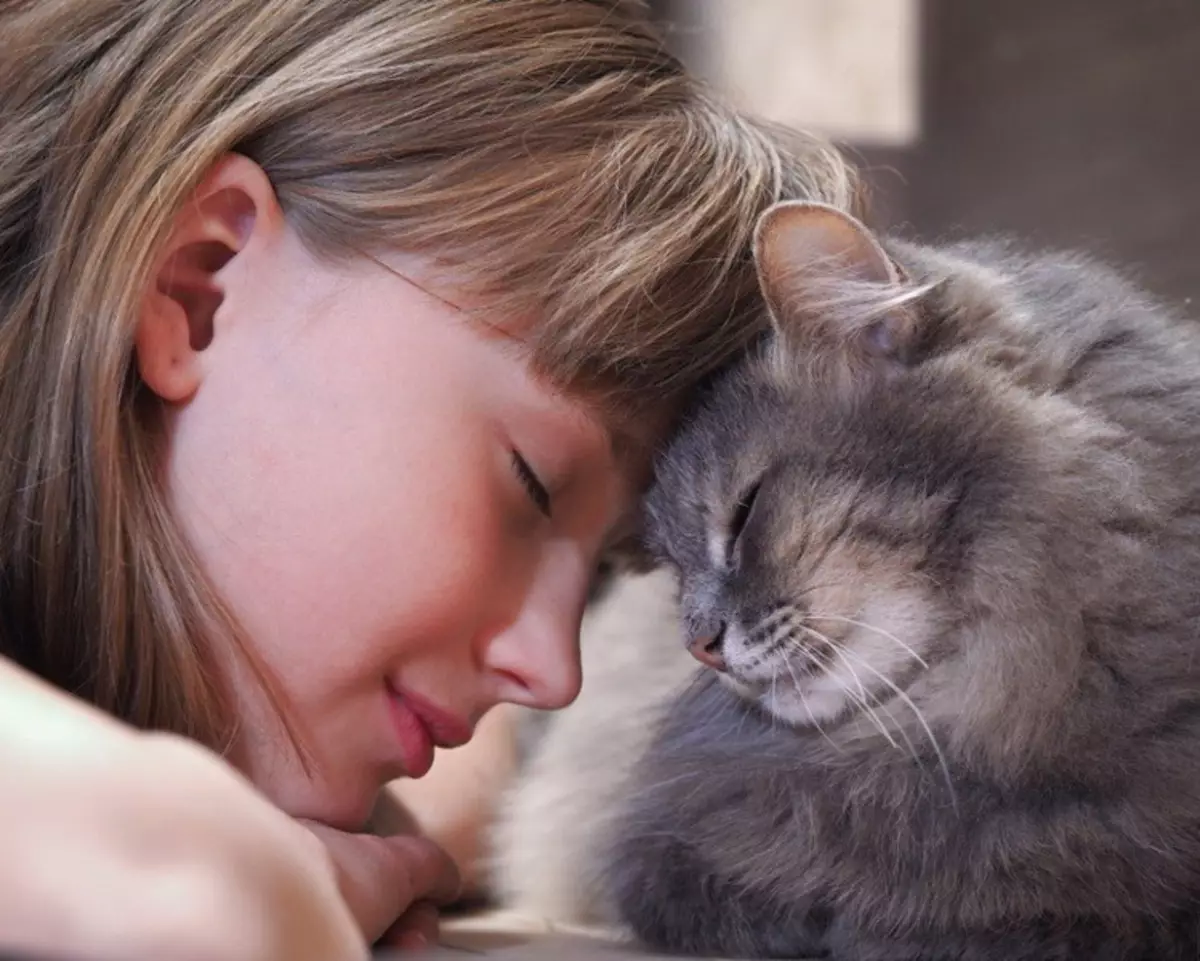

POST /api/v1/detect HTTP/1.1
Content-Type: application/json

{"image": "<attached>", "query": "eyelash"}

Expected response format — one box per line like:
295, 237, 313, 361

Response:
511, 450, 552, 518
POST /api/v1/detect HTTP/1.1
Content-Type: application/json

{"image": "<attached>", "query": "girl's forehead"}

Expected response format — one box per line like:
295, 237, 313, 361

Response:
372, 245, 682, 484
558, 385, 678, 477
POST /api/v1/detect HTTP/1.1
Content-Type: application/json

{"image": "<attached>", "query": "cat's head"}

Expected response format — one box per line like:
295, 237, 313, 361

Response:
645, 202, 1114, 734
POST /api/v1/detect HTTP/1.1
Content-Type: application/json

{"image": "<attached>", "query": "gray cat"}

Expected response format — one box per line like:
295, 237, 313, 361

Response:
602, 201, 1200, 960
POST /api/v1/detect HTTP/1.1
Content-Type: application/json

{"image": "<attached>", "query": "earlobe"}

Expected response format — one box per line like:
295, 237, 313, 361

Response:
134, 153, 281, 404
135, 288, 203, 403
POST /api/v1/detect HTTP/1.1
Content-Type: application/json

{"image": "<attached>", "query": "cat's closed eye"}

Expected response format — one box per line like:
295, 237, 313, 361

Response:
726, 476, 764, 563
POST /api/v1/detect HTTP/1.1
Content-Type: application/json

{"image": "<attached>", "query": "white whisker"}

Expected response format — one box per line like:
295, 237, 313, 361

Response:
781, 645, 843, 754
802, 625, 958, 809
811, 647, 884, 742
826, 644, 899, 749
818, 638, 923, 766
767, 663, 781, 732
807, 612, 929, 669
868, 686, 923, 769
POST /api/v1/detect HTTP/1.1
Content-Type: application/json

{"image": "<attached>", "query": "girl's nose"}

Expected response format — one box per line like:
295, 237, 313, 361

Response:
483, 608, 584, 710
481, 553, 589, 711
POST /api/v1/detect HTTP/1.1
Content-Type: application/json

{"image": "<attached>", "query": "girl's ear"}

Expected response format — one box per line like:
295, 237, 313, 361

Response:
135, 153, 282, 403
751, 200, 918, 369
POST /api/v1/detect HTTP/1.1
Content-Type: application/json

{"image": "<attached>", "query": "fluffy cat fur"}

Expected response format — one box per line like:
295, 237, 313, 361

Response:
590, 202, 1200, 960
487, 566, 698, 926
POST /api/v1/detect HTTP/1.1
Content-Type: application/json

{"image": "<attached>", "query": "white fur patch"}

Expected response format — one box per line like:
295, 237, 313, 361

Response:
706, 526, 727, 571
750, 589, 936, 728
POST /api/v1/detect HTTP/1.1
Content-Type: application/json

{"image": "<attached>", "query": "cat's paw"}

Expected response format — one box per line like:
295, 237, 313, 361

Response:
609, 833, 828, 958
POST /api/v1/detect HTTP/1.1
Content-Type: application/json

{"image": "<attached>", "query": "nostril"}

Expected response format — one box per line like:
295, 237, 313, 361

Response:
688, 621, 728, 672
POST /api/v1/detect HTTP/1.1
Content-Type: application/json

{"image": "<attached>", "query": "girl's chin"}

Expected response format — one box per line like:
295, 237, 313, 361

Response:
327, 779, 394, 833
266, 772, 386, 833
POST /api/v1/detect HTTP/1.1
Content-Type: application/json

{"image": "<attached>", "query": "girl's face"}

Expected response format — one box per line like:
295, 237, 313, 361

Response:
141, 159, 646, 828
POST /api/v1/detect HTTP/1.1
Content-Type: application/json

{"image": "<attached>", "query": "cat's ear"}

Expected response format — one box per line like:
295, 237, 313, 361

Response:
752, 200, 917, 367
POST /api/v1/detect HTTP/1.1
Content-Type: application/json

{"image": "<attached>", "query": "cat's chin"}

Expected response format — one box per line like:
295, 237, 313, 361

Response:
718, 668, 853, 728
754, 680, 853, 728
716, 671, 766, 702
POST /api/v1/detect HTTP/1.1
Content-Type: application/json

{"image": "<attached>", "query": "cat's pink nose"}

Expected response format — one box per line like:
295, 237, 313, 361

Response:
688, 633, 727, 672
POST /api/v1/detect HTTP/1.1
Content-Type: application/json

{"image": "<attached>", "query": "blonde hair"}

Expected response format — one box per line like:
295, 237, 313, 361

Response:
0, 0, 862, 749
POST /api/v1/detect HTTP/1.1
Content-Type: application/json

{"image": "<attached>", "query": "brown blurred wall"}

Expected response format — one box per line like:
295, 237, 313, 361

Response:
652, 0, 1200, 308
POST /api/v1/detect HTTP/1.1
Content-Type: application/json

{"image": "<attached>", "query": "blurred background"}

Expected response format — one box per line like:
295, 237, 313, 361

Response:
648, 0, 1199, 308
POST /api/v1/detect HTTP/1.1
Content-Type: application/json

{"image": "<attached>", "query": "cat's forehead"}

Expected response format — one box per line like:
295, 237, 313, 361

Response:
665, 362, 787, 478
671, 348, 1003, 492
643, 362, 781, 549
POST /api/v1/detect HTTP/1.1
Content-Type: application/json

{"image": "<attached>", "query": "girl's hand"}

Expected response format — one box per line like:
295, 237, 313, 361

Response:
300, 820, 461, 951
379, 900, 443, 952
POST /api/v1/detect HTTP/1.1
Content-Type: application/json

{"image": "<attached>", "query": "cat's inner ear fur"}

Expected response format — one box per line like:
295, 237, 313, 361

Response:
752, 200, 923, 369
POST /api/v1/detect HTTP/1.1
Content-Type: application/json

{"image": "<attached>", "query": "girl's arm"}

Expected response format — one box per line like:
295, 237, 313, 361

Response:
0, 655, 367, 961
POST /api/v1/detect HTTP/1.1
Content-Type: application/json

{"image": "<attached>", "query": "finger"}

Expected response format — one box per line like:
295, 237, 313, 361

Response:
378, 834, 463, 905
298, 823, 460, 944
299, 823, 409, 943
378, 900, 441, 951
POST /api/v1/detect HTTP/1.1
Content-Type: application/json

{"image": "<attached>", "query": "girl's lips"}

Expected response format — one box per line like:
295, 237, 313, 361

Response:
394, 686, 474, 749
386, 690, 435, 778
385, 684, 473, 778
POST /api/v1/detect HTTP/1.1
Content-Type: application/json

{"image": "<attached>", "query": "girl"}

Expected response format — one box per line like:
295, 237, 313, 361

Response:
0, 1, 860, 958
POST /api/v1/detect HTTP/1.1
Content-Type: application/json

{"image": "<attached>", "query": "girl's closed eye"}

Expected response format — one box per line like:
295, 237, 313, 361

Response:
511, 450, 552, 518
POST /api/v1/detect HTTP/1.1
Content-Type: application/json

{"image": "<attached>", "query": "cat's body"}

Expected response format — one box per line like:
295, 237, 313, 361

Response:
596, 208, 1200, 960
